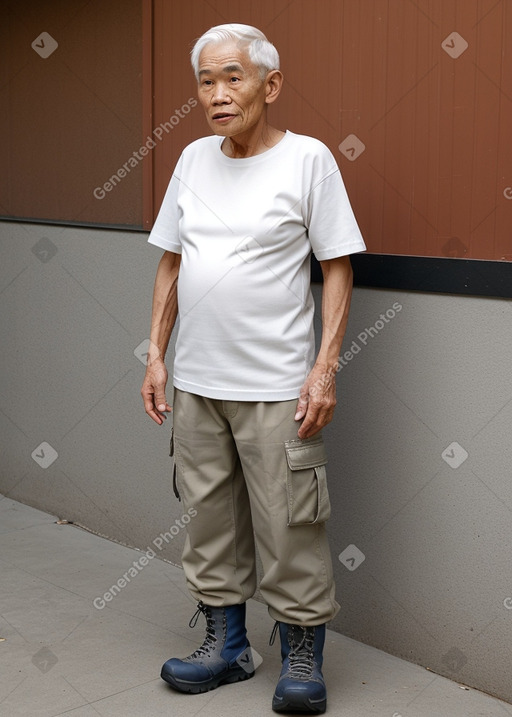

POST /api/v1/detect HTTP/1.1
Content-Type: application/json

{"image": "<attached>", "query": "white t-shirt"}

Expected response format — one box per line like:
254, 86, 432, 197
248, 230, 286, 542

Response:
148, 130, 366, 401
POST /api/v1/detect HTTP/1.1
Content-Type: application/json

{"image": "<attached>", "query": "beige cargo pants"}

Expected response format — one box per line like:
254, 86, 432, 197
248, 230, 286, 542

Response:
172, 388, 340, 626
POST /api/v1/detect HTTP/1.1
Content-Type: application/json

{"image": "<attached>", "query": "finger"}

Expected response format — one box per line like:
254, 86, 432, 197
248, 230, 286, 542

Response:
298, 414, 322, 439
149, 409, 165, 425
143, 397, 165, 425
154, 392, 169, 413
156, 403, 172, 414
299, 405, 334, 438
141, 386, 168, 425
294, 396, 309, 421
297, 403, 318, 438
298, 397, 332, 437
298, 425, 318, 439
298, 421, 318, 439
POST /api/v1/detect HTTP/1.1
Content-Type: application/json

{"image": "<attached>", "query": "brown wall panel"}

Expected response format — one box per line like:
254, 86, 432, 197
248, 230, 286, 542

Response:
0, 0, 142, 226
150, 0, 512, 261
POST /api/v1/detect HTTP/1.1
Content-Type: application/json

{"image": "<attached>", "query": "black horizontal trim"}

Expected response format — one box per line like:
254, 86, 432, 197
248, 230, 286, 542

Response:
312, 254, 512, 299
2, 216, 510, 298
0, 215, 142, 233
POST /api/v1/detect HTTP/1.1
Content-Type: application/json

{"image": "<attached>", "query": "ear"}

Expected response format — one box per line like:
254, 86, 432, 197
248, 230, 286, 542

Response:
264, 70, 283, 105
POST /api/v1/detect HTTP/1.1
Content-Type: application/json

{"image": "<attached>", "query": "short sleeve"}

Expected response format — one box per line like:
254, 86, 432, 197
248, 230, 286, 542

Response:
147, 154, 184, 254
304, 146, 366, 261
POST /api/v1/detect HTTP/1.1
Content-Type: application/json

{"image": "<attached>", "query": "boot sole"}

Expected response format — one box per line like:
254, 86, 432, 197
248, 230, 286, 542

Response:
161, 665, 254, 694
272, 694, 326, 714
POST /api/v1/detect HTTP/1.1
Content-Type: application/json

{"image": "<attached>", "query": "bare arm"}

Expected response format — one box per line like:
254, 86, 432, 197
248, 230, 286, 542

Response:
295, 255, 354, 439
141, 250, 181, 424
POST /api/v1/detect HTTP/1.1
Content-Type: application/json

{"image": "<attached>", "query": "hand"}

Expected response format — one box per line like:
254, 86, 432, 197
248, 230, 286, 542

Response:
141, 356, 172, 425
294, 364, 337, 439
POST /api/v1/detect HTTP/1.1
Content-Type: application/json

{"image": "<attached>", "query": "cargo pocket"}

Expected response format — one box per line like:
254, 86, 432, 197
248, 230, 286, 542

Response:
169, 427, 181, 501
284, 436, 330, 526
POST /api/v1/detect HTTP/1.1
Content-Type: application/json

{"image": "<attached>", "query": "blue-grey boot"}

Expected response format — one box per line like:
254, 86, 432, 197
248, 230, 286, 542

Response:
161, 601, 254, 693
271, 622, 327, 714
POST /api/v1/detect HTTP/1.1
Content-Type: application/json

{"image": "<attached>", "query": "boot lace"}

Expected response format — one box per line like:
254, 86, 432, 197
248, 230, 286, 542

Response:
287, 626, 315, 679
187, 601, 224, 659
269, 623, 315, 679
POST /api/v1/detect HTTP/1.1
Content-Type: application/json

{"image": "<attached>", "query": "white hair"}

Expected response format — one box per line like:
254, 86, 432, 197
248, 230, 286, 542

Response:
190, 23, 280, 80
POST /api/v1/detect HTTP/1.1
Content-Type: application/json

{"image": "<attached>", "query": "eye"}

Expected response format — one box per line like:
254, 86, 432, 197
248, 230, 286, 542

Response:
229, 76, 240, 83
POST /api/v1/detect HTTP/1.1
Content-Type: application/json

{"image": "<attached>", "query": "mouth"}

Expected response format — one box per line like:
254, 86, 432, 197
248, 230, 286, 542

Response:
212, 113, 236, 122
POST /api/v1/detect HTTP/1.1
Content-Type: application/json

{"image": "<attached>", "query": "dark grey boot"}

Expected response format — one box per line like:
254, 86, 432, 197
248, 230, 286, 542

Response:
161, 601, 254, 693
271, 622, 327, 714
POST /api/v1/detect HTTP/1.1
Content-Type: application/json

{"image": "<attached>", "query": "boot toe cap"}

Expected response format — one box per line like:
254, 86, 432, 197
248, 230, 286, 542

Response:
273, 677, 326, 713
161, 656, 212, 682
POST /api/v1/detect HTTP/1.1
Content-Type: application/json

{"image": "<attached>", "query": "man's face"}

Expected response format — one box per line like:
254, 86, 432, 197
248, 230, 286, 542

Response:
197, 40, 269, 138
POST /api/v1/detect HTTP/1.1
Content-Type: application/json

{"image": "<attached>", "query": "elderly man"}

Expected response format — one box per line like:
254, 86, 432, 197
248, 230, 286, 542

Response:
141, 23, 366, 714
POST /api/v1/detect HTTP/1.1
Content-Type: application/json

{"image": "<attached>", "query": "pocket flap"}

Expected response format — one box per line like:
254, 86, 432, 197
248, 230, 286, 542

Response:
284, 437, 327, 471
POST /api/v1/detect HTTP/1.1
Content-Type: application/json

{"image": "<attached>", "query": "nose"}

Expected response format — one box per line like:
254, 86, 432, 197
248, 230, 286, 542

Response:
211, 81, 231, 105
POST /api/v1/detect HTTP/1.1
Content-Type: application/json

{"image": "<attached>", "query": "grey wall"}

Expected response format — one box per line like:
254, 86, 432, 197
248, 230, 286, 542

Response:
1, 220, 511, 704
